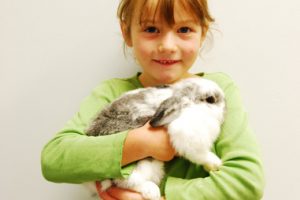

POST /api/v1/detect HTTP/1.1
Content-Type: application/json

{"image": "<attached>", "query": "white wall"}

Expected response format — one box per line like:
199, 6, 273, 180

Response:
0, 0, 299, 199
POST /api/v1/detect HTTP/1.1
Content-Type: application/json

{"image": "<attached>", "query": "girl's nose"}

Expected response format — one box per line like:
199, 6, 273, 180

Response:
158, 32, 178, 53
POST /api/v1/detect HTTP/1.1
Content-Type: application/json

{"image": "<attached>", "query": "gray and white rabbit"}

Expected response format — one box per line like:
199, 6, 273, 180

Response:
84, 77, 226, 200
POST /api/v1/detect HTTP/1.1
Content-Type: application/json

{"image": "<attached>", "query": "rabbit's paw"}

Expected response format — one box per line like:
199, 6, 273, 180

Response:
100, 179, 112, 191
204, 152, 222, 172
136, 181, 161, 200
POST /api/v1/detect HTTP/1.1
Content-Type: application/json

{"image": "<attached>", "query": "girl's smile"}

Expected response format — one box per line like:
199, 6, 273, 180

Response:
152, 59, 181, 66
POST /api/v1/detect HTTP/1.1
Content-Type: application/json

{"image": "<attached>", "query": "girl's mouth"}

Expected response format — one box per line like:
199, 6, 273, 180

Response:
153, 59, 180, 66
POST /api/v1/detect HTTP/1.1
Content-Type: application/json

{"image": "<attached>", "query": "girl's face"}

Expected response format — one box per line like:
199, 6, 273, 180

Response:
123, 1, 204, 87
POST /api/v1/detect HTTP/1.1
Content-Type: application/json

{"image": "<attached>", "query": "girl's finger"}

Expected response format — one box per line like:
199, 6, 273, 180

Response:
99, 191, 118, 200
107, 187, 145, 200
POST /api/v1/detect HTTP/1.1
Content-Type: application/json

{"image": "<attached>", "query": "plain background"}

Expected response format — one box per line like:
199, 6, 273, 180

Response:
1, 0, 299, 199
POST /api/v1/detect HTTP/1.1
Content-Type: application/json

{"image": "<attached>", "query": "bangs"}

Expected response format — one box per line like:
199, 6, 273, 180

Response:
138, 0, 211, 27
139, 0, 175, 25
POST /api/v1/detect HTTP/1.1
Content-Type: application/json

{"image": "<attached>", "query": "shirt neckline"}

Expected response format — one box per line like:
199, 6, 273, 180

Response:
132, 72, 205, 88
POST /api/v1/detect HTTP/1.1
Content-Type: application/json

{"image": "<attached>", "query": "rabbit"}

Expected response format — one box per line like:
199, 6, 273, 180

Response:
84, 77, 226, 200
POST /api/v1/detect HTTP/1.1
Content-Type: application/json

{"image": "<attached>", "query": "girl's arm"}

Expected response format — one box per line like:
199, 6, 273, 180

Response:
41, 78, 175, 183
41, 80, 136, 183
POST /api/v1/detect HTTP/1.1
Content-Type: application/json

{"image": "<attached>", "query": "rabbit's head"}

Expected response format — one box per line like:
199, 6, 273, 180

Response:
150, 78, 225, 127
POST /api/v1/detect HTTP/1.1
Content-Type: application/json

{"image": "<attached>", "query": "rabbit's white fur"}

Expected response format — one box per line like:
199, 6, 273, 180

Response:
84, 77, 225, 200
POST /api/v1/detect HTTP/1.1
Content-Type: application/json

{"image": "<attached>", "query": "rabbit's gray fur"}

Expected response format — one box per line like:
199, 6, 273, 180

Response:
86, 85, 173, 135
84, 77, 226, 200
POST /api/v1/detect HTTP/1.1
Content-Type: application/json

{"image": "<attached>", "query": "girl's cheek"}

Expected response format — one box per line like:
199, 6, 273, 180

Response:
184, 41, 201, 55
137, 46, 151, 57
185, 45, 198, 56
137, 41, 155, 55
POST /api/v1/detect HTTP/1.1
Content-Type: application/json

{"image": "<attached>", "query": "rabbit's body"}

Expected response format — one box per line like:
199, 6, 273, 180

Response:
85, 77, 226, 200
86, 86, 173, 135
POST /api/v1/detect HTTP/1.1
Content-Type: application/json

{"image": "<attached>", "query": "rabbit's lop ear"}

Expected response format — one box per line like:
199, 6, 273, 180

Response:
150, 97, 182, 127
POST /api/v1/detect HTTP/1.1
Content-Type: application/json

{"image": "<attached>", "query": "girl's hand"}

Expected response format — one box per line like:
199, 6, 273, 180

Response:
100, 186, 145, 200
96, 182, 166, 200
122, 121, 176, 166
99, 186, 166, 200
142, 122, 176, 161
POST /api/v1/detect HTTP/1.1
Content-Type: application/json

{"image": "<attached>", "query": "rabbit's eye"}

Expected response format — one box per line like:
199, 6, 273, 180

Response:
206, 96, 216, 104
155, 84, 169, 89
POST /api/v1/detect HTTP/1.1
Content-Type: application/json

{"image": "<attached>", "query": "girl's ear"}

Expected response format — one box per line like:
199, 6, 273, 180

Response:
120, 22, 133, 47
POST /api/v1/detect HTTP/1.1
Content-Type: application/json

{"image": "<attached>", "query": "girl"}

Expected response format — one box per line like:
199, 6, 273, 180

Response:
41, 0, 265, 199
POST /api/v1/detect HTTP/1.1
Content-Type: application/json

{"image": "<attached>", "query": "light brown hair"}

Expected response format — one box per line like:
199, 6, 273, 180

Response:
117, 0, 214, 42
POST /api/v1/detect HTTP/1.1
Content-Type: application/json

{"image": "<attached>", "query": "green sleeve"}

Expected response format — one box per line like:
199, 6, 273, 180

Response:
164, 74, 265, 200
41, 80, 135, 183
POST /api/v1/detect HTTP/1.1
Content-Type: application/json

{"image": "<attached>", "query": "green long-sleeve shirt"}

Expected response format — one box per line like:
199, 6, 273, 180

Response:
41, 72, 264, 199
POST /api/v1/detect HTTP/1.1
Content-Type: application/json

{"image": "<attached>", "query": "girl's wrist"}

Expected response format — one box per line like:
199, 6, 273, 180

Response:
133, 124, 153, 157
137, 123, 158, 158
121, 126, 150, 166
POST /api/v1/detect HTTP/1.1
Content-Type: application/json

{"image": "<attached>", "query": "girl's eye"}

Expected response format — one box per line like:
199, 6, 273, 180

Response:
144, 26, 159, 33
178, 27, 192, 33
